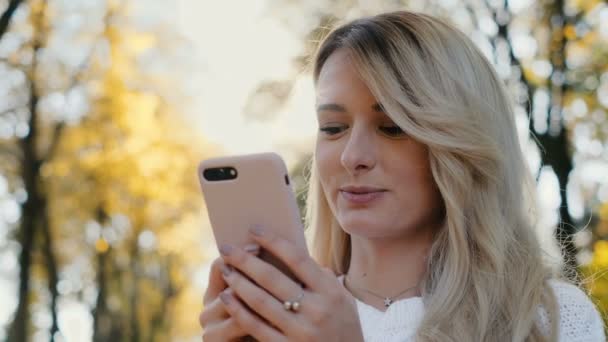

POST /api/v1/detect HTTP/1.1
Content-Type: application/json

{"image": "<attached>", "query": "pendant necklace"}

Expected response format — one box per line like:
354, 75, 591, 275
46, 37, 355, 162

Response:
345, 274, 419, 308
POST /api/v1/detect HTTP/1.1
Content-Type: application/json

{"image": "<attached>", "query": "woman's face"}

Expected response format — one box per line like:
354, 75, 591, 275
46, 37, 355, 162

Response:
315, 49, 443, 239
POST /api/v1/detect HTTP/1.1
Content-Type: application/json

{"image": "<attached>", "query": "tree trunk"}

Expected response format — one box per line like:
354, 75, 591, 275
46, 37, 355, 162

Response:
0, 0, 24, 40
8, 47, 41, 342
7, 2, 49, 340
490, 0, 578, 277
93, 207, 111, 342
41, 198, 60, 340
129, 238, 140, 342
544, 0, 578, 277
93, 251, 109, 342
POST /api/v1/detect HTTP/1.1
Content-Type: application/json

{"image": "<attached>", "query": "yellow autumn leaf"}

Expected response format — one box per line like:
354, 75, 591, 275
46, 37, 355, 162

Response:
95, 238, 110, 253
564, 25, 576, 40
592, 240, 608, 267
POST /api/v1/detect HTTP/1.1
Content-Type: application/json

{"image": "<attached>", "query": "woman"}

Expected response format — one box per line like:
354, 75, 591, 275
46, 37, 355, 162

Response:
199, 11, 605, 341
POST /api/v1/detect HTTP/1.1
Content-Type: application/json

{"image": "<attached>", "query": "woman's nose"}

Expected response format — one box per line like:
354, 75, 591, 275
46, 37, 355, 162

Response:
340, 125, 376, 175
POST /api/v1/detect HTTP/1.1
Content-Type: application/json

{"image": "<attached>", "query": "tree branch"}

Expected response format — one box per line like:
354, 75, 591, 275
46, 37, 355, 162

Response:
0, 0, 24, 41
42, 121, 64, 162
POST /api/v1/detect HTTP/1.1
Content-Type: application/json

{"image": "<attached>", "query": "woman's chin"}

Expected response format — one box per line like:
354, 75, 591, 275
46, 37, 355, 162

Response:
338, 214, 389, 238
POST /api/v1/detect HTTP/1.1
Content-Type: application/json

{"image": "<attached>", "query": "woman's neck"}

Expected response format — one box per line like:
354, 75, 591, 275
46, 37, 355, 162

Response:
345, 231, 433, 309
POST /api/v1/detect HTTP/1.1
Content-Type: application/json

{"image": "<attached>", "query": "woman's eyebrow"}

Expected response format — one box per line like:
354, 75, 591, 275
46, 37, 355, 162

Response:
316, 103, 346, 113
316, 102, 384, 113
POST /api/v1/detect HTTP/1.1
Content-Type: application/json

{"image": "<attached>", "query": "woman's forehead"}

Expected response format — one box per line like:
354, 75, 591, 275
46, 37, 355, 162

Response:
316, 54, 373, 97
315, 79, 377, 110
316, 50, 359, 83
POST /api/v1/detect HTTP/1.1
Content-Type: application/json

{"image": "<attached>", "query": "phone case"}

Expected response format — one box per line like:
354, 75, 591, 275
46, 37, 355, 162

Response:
198, 152, 308, 282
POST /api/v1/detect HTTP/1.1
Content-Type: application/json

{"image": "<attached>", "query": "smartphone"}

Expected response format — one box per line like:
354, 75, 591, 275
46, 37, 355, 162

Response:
198, 152, 308, 283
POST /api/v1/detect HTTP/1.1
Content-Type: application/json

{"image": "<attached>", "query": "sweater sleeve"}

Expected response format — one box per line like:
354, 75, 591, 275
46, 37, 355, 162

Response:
540, 280, 606, 342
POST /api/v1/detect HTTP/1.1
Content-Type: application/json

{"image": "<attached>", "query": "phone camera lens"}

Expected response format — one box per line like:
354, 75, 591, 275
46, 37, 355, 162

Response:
203, 167, 238, 181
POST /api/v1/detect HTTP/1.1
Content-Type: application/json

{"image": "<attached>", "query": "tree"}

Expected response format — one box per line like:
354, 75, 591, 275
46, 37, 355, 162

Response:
6, 1, 62, 339
1, 0, 214, 340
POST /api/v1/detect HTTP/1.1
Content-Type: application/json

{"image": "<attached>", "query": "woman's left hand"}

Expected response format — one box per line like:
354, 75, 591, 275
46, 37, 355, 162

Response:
217, 226, 364, 342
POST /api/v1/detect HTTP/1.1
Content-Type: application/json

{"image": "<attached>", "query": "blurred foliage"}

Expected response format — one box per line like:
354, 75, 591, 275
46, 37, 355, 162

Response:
580, 202, 608, 329
580, 241, 608, 328
0, 0, 216, 340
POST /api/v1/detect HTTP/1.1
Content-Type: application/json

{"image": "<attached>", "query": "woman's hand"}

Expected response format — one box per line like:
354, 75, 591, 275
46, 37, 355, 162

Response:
217, 226, 364, 342
199, 246, 262, 342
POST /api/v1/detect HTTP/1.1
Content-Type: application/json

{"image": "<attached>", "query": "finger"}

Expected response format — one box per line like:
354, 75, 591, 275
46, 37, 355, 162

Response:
219, 243, 303, 311
247, 226, 326, 291
219, 290, 286, 342
221, 264, 300, 333
200, 288, 234, 328
201, 316, 247, 341
204, 258, 229, 306
204, 246, 260, 306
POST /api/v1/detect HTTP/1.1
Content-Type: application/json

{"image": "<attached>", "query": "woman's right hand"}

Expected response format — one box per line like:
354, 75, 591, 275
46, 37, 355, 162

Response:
199, 257, 247, 341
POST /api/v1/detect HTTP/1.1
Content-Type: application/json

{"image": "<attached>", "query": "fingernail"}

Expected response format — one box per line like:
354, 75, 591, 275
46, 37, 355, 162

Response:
250, 226, 265, 237
244, 243, 260, 254
219, 244, 233, 256
219, 291, 231, 304
220, 264, 232, 277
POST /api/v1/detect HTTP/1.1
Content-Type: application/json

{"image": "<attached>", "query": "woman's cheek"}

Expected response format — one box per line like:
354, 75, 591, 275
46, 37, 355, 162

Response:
316, 142, 340, 178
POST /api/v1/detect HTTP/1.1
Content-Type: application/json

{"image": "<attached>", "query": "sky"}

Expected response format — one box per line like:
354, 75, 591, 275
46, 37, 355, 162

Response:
175, 0, 318, 167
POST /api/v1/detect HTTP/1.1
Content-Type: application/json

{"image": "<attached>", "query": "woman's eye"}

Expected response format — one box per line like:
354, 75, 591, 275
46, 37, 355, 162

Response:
379, 125, 406, 137
319, 126, 346, 135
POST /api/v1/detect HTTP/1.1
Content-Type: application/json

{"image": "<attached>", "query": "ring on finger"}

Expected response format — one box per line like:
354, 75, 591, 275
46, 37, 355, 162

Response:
283, 291, 304, 312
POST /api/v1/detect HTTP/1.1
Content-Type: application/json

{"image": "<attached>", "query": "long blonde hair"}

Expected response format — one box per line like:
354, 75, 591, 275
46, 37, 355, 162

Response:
306, 11, 562, 341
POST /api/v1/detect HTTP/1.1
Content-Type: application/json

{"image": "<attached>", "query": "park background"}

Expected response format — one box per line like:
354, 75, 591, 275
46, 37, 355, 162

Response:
0, 0, 607, 340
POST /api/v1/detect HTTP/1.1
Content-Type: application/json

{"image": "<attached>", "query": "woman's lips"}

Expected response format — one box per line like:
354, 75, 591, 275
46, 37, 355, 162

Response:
339, 190, 386, 204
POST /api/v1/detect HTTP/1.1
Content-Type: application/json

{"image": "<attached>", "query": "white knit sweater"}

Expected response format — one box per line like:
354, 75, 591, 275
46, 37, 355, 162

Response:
338, 276, 606, 341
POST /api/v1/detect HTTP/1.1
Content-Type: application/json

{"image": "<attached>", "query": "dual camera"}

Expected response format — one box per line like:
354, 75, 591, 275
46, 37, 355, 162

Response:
203, 167, 238, 181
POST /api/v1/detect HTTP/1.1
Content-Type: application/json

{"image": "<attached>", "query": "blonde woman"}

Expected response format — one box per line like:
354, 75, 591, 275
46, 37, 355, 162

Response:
199, 11, 605, 341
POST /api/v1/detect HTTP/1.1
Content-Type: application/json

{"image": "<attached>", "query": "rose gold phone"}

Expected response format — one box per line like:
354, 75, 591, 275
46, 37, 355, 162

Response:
198, 152, 308, 282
